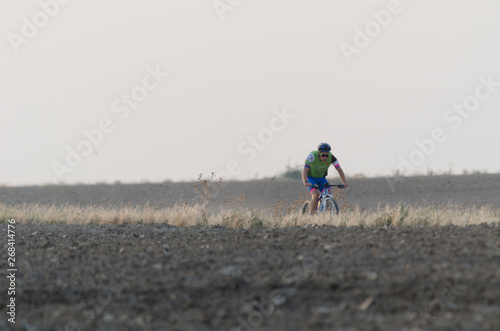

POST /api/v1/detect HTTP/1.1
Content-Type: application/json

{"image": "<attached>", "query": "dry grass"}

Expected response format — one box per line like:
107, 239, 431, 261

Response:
2, 173, 498, 228
1, 202, 499, 228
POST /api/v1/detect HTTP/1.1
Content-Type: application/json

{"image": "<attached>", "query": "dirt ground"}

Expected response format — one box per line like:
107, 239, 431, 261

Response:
1, 173, 500, 211
1, 223, 499, 331
1, 174, 500, 330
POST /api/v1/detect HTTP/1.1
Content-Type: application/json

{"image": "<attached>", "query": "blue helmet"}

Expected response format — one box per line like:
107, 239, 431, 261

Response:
318, 143, 331, 153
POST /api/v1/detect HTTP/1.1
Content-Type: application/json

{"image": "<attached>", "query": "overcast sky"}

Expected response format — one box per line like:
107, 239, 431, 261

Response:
1, 0, 499, 186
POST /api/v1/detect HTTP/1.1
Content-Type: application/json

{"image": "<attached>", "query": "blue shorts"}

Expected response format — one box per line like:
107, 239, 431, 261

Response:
307, 177, 330, 193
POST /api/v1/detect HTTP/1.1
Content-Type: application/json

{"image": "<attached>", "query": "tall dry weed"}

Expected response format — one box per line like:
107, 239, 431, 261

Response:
193, 172, 222, 224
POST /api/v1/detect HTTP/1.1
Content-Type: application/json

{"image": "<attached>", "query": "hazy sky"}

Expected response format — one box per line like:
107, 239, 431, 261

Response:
1, 0, 499, 186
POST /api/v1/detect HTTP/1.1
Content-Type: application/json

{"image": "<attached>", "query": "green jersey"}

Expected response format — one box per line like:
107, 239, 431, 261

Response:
304, 150, 340, 178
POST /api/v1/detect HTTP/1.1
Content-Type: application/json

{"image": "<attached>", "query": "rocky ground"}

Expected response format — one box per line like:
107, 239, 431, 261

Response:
1, 222, 499, 331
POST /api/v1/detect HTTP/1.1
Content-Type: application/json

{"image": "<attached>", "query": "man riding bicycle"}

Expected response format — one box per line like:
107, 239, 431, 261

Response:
302, 143, 349, 214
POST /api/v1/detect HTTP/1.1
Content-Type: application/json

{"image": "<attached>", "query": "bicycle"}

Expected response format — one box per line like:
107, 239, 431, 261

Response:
301, 183, 345, 215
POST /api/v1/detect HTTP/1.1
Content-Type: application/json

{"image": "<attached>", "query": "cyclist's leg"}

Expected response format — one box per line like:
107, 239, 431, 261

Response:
315, 177, 329, 212
308, 177, 321, 214
316, 177, 329, 194
309, 190, 320, 214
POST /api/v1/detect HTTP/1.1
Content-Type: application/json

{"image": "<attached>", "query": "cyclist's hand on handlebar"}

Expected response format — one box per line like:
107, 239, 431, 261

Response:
304, 182, 312, 187
343, 183, 349, 188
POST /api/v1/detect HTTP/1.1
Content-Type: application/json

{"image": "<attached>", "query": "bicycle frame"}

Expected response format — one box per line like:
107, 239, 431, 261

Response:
318, 187, 333, 213
313, 183, 344, 215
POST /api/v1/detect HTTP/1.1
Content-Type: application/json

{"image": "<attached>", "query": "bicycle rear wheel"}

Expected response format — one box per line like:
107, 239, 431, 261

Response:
301, 201, 310, 215
325, 199, 339, 215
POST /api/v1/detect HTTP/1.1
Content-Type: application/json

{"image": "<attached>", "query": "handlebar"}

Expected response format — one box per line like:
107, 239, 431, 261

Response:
312, 184, 345, 189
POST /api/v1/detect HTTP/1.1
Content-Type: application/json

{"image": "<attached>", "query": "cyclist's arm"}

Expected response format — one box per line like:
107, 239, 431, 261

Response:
302, 166, 311, 187
336, 166, 349, 188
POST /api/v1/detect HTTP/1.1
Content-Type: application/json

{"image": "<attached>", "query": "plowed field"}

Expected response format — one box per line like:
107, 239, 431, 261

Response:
1, 174, 499, 330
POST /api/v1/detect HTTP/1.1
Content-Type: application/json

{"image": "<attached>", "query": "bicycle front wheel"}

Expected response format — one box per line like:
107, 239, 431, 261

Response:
325, 199, 339, 215
301, 201, 310, 215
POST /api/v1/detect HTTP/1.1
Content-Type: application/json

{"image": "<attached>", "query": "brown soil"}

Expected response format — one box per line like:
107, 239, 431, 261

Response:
1, 173, 500, 211
1, 174, 499, 330
1, 223, 499, 330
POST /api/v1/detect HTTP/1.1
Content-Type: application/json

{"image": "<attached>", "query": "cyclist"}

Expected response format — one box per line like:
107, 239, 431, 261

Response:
302, 142, 349, 214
